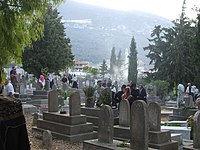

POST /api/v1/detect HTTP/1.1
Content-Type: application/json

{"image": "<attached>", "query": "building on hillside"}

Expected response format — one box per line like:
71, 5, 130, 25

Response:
74, 60, 89, 72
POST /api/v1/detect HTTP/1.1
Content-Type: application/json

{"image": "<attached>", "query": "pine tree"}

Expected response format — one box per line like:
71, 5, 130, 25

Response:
128, 36, 138, 83
22, 7, 74, 77
99, 59, 108, 79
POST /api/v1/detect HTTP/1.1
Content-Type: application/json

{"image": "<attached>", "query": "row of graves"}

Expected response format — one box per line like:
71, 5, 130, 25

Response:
18, 78, 200, 150
30, 87, 200, 150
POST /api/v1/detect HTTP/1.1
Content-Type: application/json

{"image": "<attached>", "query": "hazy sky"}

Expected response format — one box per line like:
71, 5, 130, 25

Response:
72, 0, 200, 20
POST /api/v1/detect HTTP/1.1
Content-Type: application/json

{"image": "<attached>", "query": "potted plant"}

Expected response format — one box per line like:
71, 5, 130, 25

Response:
83, 86, 96, 107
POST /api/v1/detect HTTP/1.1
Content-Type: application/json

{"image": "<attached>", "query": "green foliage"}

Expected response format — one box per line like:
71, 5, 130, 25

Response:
83, 66, 99, 77
143, 2, 200, 88
117, 141, 129, 148
128, 36, 138, 83
22, 7, 74, 78
83, 86, 96, 97
99, 59, 108, 79
83, 66, 91, 73
97, 88, 112, 107
41, 67, 48, 79
0, 0, 63, 68
151, 80, 170, 100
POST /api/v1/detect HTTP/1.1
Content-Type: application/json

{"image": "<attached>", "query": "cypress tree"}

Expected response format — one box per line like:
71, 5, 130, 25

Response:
128, 36, 138, 83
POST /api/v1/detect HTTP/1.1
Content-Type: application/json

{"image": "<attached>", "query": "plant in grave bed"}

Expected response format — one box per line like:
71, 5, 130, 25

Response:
83, 86, 96, 107
117, 141, 129, 148
96, 88, 112, 107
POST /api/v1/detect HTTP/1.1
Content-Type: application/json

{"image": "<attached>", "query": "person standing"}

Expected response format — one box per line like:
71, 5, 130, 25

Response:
10, 68, 18, 92
94, 80, 104, 105
4, 79, 15, 96
122, 86, 134, 108
139, 85, 147, 103
186, 83, 195, 102
114, 84, 126, 109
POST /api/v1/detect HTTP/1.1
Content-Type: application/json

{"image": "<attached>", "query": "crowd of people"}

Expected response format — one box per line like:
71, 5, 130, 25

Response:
177, 82, 200, 107
93, 79, 147, 109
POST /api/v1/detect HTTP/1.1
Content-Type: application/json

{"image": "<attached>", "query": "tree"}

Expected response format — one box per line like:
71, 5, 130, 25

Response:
192, 14, 200, 87
144, 0, 196, 87
0, 0, 63, 91
22, 7, 74, 77
128, 36, 138, 83
83, 66, 99, 77
110, 46, 116, 78
99, 59, 108, 79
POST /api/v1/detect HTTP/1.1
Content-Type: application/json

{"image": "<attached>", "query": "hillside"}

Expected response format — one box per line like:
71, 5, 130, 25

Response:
58, 1, 172, 64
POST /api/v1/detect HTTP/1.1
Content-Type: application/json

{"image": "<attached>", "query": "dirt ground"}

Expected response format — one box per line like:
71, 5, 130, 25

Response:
25, 114, 82, 150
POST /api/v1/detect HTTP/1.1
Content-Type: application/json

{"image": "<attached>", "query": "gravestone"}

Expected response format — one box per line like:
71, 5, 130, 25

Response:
113, 100, 130, 140
43, 130, 52, 150
148, 102, 178, 149
193, 111, 200, 148
98, 105, 114, 143
48, 90, 58, 112
69, 91, 81, 116
119, 99, 130, 127
149, 102, 161, 131
62, 83, 69, 91
33, 92, 96, 142
45, 80, 50, 90
52, 84, 57, 90
32, 112, 39, 126
83, 105, 132, 150
131, 100, 149, 150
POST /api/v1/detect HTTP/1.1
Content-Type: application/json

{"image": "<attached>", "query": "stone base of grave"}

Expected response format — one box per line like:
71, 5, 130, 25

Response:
183, 146, 200, 150
169, 108, 198, 121
33, 112, 97, 142
113, 125, 130, 141
83, 139, 157, 150
81, 107, 119, 131
148, 130, 178, 150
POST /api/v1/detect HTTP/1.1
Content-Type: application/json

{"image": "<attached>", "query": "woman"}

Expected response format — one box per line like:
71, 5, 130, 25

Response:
122, 86, 134, 108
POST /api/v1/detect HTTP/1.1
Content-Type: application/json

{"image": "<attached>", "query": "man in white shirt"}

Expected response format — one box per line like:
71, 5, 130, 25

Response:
4, 79, 15, 96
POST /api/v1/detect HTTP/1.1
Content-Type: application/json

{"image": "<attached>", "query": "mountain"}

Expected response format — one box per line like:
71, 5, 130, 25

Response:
58, 1, 172, 65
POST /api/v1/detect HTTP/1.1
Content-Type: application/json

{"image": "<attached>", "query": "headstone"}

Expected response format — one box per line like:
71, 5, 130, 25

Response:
193, 110, 200, 148
52, 84, 57, 90
62, 83, 69, 91
119, 99, 130, 127
148, 102, 161, 131
20, 83, 26, 94
184, 95, 194, 107
48, 90, 58, 112
98, 105, 113, 143
45, 80, 50, 90
130, 100, 148, 150
78, 78, 84, 89
42, 130, 52, 150
32, 112, 39, 126
69, 91, 81, 116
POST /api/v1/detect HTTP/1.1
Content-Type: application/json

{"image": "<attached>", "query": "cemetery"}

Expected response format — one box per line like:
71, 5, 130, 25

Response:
1, 1, 200, 150
2, 75, 198, 150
